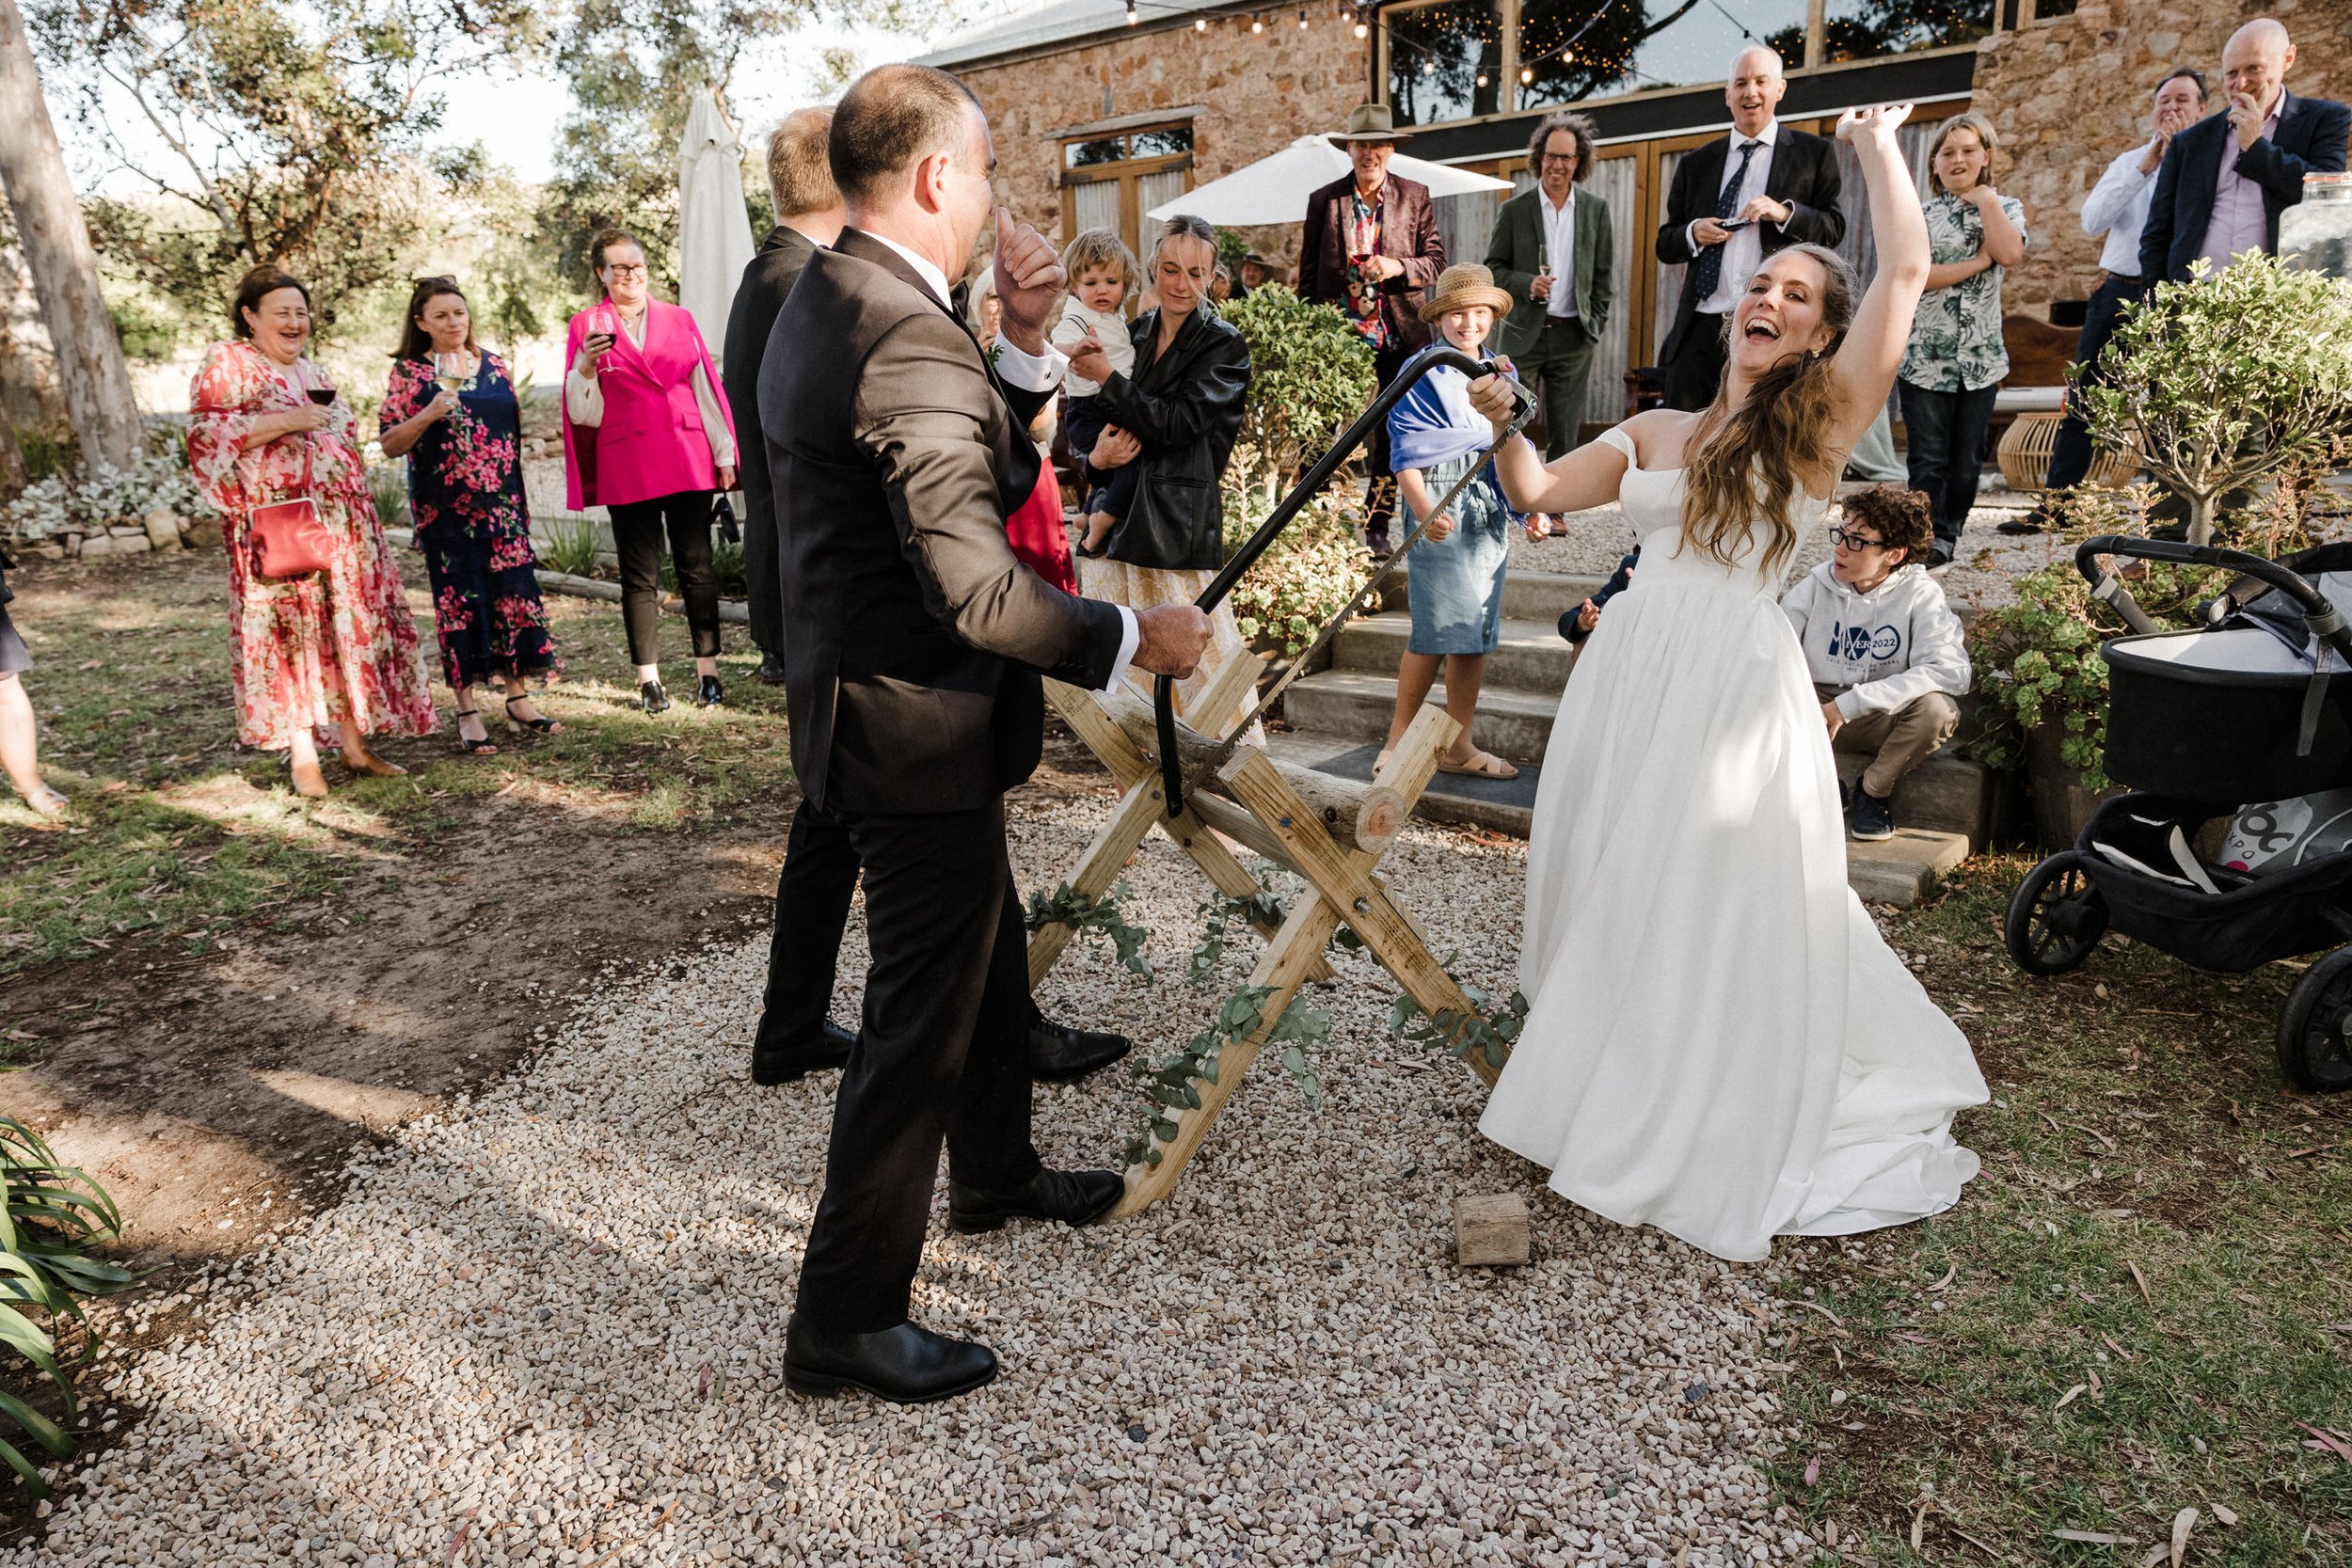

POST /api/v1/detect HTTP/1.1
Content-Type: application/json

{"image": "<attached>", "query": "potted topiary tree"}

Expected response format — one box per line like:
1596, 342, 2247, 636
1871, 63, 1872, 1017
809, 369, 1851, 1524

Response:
2084, 252, 2352, 546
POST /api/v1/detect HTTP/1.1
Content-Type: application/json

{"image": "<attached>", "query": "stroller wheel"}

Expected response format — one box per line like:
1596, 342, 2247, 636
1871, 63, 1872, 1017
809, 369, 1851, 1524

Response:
2276, 948, 2352, 1094
2004, 855, 2108, 976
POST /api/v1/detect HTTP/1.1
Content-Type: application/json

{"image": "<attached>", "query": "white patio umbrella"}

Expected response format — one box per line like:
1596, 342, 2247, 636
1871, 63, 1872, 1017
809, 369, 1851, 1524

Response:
1146, 135, 1511, 228
676, 87, 755, 366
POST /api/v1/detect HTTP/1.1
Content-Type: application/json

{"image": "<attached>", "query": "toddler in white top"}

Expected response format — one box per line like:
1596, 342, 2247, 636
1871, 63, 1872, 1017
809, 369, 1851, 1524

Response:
1049, 230, 1141, 557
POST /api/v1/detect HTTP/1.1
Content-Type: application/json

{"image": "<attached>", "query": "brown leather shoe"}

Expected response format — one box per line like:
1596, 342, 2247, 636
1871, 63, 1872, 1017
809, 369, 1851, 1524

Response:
343, 747, 406, 778
290, 758, 329, 799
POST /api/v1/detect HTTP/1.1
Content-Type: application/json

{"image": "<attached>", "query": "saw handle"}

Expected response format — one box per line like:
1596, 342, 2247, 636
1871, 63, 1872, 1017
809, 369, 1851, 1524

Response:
1152, 345, 1536, 814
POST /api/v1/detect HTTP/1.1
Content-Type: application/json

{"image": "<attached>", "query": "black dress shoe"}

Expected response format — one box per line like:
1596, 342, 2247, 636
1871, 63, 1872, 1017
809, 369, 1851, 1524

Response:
1026, 1016, 1131, 1082
784, 1316, 998, 1403
947, 1166, 1122, 1235
695, 673, 725, 707
639, 680, 670, 714
751, 1020, 855, 1085
755, 653, 788, 686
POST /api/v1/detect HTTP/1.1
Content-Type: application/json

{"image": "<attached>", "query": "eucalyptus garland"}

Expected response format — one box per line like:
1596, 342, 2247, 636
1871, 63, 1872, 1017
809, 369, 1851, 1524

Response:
1123, 984, 1331, 1167
1389, 974, 1528, 1072
1023, 880, 1153, 981
1188, 885, 1286, 980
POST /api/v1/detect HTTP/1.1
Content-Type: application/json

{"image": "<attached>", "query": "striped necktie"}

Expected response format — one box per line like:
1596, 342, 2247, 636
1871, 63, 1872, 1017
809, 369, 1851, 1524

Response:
1691, 138, 1762, 306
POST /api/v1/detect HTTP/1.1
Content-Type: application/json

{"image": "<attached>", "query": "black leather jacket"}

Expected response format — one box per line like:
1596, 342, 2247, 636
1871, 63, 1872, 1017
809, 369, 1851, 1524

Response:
1096, 305, 1251, 573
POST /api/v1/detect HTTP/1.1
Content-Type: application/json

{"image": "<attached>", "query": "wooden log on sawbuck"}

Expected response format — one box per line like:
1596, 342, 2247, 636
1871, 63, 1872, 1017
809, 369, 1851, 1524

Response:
1092, 688, 1408, 859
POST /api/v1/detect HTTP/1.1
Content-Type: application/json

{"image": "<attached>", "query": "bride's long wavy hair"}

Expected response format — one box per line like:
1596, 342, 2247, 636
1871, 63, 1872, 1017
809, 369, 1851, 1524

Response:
1677, 244, 1857, 578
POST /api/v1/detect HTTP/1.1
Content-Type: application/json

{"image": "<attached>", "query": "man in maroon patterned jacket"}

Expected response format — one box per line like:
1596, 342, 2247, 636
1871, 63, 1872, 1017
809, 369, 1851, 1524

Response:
1299, 102, 1447, 554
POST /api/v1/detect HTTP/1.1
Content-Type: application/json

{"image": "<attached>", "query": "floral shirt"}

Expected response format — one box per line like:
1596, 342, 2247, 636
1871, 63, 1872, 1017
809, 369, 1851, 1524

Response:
1343, 187, 1393, 350
1899, 190, 2028, 392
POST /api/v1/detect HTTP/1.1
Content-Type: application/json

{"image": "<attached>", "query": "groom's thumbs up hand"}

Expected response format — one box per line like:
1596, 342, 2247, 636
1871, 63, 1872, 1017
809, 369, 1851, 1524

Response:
994, 206, 1066, 351
1133, 605, 1212, 680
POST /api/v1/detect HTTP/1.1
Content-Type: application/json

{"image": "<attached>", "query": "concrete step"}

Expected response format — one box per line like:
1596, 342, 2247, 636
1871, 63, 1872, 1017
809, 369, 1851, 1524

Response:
1263, 730, 1972, 908
1333, 612, 1574, 692
1280, 668, 1563, 766
1382, 568, 1610, 624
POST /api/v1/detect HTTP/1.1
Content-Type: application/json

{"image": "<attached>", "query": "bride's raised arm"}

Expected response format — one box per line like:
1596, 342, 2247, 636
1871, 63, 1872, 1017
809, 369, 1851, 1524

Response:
1826, 104, 1929, 451
1465, 377, 1636, 517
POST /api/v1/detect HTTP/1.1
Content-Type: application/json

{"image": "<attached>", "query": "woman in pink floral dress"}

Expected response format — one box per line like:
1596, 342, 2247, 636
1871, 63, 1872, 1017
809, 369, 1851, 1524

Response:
187, 266, 437, 798
378, 277, 562, 754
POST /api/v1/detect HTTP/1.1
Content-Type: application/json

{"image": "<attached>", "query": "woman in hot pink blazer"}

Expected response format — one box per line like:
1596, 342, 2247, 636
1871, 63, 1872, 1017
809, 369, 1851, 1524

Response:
563, 228, 739, 713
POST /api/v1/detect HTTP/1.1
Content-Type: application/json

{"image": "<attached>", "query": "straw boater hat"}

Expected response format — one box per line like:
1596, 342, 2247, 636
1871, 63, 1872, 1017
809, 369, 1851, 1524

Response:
1419, 263, 1515, 323
1328, 103, 1413, 146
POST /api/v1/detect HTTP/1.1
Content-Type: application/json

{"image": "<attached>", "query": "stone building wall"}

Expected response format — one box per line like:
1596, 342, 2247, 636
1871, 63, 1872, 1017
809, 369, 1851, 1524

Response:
955, 15, 1367, 269
1972, 0, 2352, 315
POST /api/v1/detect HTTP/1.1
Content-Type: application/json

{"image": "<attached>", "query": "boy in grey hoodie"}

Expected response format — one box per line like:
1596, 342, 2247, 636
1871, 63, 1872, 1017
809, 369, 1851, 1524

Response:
1781, 485, 1970, 841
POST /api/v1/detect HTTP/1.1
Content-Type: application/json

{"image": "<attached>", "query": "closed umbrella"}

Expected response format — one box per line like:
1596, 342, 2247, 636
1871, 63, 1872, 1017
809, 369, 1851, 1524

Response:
677, 87, 755, 366
1146, 135, 1512, 228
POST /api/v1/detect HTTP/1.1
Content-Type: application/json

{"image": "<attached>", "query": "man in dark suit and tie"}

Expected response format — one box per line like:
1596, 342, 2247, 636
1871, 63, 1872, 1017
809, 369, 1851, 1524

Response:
1654, 45, 1847, 412
733, 106, 1131, 1093
1484, 110, 1614, 470
724, 106, 842, 688
762, 64, 1210, 1405
2137, 17, 2349, 285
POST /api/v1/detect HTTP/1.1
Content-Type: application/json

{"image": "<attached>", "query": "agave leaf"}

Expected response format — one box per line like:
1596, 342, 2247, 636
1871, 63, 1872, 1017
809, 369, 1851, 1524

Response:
0, 1433, 52, 1497
0, 1389, 72, 1458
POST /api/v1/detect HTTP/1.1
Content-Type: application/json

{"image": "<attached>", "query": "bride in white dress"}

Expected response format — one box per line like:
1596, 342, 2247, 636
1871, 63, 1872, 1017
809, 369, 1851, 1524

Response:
1467, 103, 1988, 1262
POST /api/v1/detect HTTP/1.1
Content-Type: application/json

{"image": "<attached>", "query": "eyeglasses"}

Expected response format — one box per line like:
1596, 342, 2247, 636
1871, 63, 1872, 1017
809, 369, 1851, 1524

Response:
1541, 153, 1580, 166
1828, 527, 1888, 552
604, 263, 649, 277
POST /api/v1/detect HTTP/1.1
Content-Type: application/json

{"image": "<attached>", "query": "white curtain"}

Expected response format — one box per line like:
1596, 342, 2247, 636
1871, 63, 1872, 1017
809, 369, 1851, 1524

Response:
1136, 170, 1190, 245
1073, 180, 1120, 244
1653, 149, 1688, 359
1583, 155, 1638, 424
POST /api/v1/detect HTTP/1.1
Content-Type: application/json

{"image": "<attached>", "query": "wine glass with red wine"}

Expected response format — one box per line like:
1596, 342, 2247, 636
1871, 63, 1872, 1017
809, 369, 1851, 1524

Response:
306, 387, 336, 407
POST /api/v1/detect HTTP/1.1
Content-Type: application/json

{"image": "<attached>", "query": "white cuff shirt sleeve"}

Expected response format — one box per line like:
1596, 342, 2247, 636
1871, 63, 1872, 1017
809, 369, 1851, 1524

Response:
992, 333, 1068, 393
564, 367, 604, 427
691, 363, 737, 467
1103, 606, 1140, 691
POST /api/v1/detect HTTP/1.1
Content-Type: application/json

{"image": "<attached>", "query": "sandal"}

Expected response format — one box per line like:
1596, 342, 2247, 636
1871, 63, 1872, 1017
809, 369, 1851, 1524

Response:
454, 710, 499, 755
505, 695, 564, 734
1437, 749, 1518, 780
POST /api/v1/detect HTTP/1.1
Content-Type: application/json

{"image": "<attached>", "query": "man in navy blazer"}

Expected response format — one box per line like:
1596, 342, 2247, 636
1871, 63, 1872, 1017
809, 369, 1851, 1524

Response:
2138, 18, 2350, 283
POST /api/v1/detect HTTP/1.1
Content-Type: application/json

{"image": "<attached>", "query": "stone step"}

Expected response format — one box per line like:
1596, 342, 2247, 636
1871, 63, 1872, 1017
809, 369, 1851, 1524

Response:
1279, 664, 1997, 847
1381, 568, 1610, 624
1262, 731, 1973, 908
1280, 668, 1563, 766
1334, 612, 1574, 691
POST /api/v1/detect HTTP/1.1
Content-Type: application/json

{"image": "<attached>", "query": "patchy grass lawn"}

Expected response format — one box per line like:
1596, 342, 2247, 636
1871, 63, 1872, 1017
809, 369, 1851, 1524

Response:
0, 548, 792, 978
1774, 858, 2352, 1566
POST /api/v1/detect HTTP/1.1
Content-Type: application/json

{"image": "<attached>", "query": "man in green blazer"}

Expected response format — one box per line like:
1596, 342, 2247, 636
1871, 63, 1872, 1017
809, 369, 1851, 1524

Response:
1484, 111, 1613, 467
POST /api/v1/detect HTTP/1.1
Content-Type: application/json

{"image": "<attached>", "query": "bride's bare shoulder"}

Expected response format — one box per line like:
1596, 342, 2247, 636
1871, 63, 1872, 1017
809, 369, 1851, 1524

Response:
1616, 408, 1703, 468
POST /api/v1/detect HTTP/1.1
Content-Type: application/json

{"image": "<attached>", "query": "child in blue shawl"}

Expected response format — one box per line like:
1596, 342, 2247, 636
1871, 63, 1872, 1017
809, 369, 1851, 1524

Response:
1376, 264, 1543, 779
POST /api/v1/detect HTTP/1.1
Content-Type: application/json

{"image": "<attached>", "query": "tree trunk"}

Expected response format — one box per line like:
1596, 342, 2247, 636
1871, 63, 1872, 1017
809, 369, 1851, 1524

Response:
0, 408, 23, 502
0, 0, 141, 472
2188, 493, 2215, 547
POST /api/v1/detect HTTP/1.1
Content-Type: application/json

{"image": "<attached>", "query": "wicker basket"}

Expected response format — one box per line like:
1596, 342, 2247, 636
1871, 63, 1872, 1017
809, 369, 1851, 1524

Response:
1996, 408, 2137, 493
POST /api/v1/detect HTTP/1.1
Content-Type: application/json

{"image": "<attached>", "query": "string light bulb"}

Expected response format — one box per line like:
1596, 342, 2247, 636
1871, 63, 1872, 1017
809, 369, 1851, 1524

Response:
1297, 8, 1308, 25
1123, 0, 1136, 22
1519, 65, 1534, 85
1194, 12, 1206, 26
1352, 8, 1367, 39
1250, 12, 1263, 31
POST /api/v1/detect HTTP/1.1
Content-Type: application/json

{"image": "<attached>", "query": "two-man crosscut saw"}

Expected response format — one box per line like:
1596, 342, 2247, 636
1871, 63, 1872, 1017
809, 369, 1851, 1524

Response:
1153, 343, 1540, 816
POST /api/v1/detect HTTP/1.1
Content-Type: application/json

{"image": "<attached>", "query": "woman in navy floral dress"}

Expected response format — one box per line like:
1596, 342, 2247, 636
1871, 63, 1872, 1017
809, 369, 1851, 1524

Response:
379, 277, 562, 752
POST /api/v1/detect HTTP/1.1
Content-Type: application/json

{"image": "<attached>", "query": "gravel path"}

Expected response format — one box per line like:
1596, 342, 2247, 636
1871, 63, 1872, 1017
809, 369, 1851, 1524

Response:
17, 798, 1813, 1568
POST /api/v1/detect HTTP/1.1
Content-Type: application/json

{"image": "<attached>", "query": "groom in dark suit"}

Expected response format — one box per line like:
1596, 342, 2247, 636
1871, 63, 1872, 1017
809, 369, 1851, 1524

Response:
764, 63, 1210, 1405
2137, 17, 2349, 284
1654, 44, 1846, 411
732, 107, 1132, 1091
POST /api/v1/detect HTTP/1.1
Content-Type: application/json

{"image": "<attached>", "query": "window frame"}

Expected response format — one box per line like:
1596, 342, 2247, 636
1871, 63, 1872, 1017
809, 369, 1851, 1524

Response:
1057, 122, 1198, 261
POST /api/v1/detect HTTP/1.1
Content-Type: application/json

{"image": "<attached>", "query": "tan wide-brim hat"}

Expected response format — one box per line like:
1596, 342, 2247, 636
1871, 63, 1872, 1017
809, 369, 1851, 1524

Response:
1328, 103, 1413, 146
1419, 262, 1515, 323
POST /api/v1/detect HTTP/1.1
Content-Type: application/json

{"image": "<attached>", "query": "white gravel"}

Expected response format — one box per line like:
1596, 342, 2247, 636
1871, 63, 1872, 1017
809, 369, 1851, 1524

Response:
20, 797, 1816, 1567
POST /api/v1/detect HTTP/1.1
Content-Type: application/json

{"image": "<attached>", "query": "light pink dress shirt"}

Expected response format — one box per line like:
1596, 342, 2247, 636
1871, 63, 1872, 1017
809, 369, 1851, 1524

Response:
2200, 101, 2283, 273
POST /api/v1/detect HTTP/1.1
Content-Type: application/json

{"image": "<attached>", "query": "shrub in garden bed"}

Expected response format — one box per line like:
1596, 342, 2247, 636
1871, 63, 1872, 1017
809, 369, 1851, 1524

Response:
0, 450, 215, 560
0, 1117, 134, 1494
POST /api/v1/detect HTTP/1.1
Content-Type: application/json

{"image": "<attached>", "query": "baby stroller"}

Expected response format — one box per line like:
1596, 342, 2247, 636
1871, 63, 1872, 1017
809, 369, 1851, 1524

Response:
2004, 535, 2352, 1092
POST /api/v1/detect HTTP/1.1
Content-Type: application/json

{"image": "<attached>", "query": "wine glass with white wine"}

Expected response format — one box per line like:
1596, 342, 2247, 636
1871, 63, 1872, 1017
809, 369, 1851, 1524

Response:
432, 350, 469, 408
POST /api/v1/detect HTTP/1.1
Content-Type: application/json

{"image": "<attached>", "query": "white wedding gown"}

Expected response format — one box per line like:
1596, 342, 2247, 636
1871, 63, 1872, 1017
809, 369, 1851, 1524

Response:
1480, 427, 1988, 1261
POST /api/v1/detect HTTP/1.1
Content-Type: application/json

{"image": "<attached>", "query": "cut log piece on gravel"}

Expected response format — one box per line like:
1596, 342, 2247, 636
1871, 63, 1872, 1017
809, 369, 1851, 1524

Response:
1455, 1193, 1532, 1266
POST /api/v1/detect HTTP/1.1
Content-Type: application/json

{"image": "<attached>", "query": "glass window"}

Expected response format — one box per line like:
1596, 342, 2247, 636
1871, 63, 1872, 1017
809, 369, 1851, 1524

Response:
1065, 136, 1126, 170
1518, 0, 1810, 107
1386, 0, 1503, 127
1820, 0, 1997, 64
1128, 126, 1194, 160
